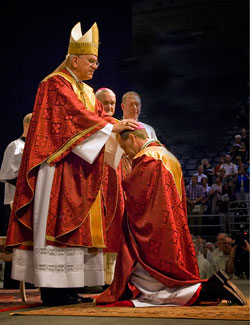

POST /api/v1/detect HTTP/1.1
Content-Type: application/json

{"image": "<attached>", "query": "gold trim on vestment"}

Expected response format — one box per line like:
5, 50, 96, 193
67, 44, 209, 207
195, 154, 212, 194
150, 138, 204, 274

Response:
47, 123, 101, 164
42, 71, 96, 112
43, 71, 99, 164
89, 191, 105, 248
134, 146, 183, 200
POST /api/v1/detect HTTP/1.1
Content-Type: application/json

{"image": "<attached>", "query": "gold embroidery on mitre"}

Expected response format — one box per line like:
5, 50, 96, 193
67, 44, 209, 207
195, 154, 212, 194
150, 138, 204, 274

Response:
134, 146, 183, 200
67, 22, 99, 56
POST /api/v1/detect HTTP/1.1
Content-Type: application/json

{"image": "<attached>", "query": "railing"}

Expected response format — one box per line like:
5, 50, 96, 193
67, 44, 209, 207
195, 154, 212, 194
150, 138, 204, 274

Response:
228, 200, 249, 234
187, 214, 227, 242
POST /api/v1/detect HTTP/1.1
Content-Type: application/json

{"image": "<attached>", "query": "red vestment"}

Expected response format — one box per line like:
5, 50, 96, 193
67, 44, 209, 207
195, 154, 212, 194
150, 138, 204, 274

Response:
96, 142, 204, 305
102, 161, 125, 252
6, 69, 115, 249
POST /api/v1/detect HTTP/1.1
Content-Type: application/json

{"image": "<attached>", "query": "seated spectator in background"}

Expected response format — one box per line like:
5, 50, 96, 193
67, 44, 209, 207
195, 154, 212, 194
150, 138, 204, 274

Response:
193, 165, 208, 184
215, 156, 225, 175
219, 154, 238, 185
201, 158, 215, 186
211, 176, 224, 214
233, 164, 249, 201
206, 242, 215, 253
186, 175, 204, 235
196, 235, 213, 264
211, 237, 234, 277
211, 232, 228, 260
193, 239, 213, 279
217, 183, 236, 214
201, 177, 212, 214
206, 242, 216, 263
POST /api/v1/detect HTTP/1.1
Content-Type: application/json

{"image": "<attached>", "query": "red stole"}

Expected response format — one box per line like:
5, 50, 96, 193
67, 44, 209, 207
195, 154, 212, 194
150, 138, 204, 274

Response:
96, 143, 204, 304
6, 70, 115, 248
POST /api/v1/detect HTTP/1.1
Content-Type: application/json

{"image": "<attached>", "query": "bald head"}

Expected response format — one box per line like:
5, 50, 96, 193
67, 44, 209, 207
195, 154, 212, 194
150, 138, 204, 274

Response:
95, 88, 116, 117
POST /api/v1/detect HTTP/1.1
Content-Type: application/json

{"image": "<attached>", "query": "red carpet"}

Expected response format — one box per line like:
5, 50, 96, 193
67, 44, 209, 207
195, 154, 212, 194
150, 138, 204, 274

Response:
0, 289, 42, 312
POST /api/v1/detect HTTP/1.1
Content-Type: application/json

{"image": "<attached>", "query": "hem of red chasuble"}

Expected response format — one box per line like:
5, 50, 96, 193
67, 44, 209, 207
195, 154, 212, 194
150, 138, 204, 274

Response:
185, 284, 202, 306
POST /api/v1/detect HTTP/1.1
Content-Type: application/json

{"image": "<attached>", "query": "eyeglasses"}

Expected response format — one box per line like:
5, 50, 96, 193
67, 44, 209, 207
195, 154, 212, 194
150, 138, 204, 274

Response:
87, 58, 99, 68
223, 242, 232, 246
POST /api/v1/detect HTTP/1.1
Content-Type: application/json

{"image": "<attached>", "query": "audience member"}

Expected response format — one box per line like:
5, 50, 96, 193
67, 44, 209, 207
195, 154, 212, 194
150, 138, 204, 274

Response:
233, 163, 249, 201
215, 156, 225, 175
186, 175, 204, 235
201, 177, 212, 214
206, 242, 215, 253
193, 165, 208, 184
234, 155, 245, 170
217, 183, 236, 214
211, 233, 228, 260
196, 236, 213, 264
219, 154, 238, 185
211, 176, 224, 214
217, 168, 226, 183
211, 237, 234, 277
193, 239, 213, 279
240, 127, 249, 152
201, 158, 215, 186
229, 135, 246, 162
227, 239, 249, 279
206, 242, 216, 263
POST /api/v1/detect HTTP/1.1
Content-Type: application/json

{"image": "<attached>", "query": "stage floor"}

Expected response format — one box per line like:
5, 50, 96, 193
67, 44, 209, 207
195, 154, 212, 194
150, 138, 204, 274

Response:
0, 278, 249, 325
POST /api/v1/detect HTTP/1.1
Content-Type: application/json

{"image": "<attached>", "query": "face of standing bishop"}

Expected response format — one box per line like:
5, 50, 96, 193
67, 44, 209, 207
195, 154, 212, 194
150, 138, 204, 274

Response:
71, 54, 99, 81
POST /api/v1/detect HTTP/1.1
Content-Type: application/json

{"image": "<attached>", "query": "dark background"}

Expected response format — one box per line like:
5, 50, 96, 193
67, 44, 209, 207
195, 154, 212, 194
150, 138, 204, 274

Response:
0, 0, 249, 220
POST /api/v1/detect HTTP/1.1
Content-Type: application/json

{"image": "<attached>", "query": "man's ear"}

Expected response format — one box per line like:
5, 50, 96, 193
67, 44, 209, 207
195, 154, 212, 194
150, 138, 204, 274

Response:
71, 55, 78, 68
121, 103, 124, 112
128, 133, 136, 143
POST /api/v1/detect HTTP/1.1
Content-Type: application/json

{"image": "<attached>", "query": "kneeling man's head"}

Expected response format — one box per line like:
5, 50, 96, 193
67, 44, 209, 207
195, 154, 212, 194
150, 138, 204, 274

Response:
118, 126, 149, 158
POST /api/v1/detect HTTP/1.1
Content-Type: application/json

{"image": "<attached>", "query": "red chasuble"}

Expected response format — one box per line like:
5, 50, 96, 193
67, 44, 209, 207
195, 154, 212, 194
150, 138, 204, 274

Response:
96, 142, 204, 305
102, 161, 125, 252
6, 69, 115, 249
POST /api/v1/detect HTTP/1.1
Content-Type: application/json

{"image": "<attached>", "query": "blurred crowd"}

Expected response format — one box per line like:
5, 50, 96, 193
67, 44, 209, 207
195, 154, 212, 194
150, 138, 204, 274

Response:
185, 102, 249, 216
